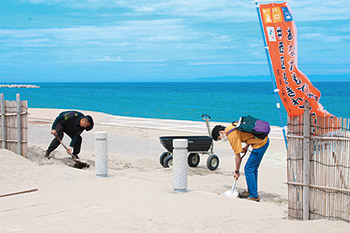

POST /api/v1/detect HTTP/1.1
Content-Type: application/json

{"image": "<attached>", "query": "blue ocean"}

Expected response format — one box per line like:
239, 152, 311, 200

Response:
1, 82, 349, 126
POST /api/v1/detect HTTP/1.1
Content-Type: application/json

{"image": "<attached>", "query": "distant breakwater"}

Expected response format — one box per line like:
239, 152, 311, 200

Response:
0, 84, 40, 88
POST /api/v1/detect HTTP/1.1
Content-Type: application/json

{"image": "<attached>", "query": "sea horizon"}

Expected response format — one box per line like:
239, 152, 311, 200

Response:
1, 82, 349, 126
2, 73, 350, 84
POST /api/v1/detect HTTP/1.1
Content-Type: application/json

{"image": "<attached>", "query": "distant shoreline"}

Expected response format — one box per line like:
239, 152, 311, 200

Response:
0, 84, 40, 88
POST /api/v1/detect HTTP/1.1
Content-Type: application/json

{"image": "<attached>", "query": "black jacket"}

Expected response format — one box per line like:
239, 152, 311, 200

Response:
52, 111, 86, 147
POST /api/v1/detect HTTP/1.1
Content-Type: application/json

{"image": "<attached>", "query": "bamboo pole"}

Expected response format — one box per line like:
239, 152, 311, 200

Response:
322, 118, 326, 219
317, 118, 321, 219
0, 139, 27, 143
303, 102, 310, 220
16, 94, 22, 156
347, 118, 350, 221
287, 135, 350, 141
0, 188, 38, 198
0, 93, 5, 149
310, 136, 315, 217
298, 115, 303, 219
287, 116, 291, 218
284, 182, 350, 193
344, 118, 347, 218
21, 100, 28, 157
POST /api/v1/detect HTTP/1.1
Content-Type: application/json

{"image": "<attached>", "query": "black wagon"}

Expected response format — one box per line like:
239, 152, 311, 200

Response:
159, 115, 220, 171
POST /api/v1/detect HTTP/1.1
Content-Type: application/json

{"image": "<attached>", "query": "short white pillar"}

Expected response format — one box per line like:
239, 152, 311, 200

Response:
173, 139, 188, 192
94, 131, 108, 177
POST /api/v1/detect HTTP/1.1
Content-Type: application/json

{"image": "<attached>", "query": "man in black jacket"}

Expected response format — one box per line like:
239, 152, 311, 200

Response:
45, 111, 94, 159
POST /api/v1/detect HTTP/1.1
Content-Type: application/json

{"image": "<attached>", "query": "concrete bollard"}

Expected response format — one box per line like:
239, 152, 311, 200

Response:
173, 139, 188, 192
94, 131, 108, 177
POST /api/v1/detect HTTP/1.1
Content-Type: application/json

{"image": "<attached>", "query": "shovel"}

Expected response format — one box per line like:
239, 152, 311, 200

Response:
222, 178, 239, 198
54, 134, 90, 169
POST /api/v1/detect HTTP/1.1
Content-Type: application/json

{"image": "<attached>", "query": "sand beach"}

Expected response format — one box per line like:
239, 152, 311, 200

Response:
0, 108, 349, 232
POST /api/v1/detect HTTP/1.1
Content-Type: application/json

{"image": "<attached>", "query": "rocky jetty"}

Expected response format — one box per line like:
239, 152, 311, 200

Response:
0, 84, 40, 88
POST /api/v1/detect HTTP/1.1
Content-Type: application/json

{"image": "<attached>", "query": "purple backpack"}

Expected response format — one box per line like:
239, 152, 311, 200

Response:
228, 115, 270, 139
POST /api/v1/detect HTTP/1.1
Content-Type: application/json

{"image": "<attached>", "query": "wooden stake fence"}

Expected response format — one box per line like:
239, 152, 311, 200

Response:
0, 93, 28, 157
286, 102, 350, 222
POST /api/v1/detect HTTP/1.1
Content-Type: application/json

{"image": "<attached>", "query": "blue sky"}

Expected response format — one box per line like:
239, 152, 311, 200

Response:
0, 0, 349, 82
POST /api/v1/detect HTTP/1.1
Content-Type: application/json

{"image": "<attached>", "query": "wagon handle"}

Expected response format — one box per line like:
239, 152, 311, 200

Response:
202, 114, 211, 121
201, 115, 213, 153
202, 114, 212, 136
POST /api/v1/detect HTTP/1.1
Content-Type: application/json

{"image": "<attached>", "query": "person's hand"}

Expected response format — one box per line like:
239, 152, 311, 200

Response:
67, 147, 73, 155
51, 129, 57, 136
234, 172, 240, 180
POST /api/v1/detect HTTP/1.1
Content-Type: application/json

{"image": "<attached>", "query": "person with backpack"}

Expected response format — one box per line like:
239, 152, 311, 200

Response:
45, 111, 94, 160
211, 116, 270, 202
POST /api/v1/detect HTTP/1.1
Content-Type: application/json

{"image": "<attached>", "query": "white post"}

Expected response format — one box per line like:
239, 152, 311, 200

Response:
173, 139, 188, 192
94, 131, 108, 177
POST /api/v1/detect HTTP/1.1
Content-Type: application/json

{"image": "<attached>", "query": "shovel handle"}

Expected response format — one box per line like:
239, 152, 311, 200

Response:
231, 179, 237, 193
53, 133, 89, 167
54, 133, 71, 155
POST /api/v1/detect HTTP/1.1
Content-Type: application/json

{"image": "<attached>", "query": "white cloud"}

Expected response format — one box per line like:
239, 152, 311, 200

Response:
95, 56, 122, 62
0, 18, 197, 63
22, 0, 350, 21
21, 0, 255, 21
5, 0, 349, 78
0, 18, 187, 46
94, 56, 165, 63
300, 32, 350, 43
324, 59, 350, 64
289, 0, 350, 21
134, 5, 155, 12
189, 61, 266, 66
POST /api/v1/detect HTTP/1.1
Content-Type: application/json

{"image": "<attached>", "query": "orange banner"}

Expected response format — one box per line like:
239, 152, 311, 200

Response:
259, 2, 333, 119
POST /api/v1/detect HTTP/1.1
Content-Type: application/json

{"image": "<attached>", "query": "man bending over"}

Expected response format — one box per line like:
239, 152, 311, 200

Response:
45, 111, 94, 160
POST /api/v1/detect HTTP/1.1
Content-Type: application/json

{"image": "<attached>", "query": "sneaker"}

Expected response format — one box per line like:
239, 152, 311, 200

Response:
238, 191, 250, 199
72, 154, 80, 160
247, 196, 260, 202
45, 151, 51, 159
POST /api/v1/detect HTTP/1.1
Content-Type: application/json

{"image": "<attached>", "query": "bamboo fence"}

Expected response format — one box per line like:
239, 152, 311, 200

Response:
0, 93, 28, 157
286, 102, 350, 222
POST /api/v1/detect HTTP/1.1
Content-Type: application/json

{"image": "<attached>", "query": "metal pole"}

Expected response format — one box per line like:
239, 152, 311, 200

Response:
16, 94, 22, 156
255, 0, 288, 149
202, 115, 214, 153
173, 139, 188, 192
0, 94, 5, 149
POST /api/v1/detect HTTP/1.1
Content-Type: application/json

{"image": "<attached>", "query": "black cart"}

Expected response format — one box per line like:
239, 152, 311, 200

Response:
159, 115, 220, 171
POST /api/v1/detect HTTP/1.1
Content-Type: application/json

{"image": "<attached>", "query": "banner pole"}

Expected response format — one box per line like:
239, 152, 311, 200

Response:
255, 0, 288, 149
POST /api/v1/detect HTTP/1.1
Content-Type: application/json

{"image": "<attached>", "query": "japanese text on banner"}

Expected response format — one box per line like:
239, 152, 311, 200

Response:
259, 2, 333, 121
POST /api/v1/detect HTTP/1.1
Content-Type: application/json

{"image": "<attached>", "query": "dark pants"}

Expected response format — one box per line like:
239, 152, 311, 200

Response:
47, 123, 82, 155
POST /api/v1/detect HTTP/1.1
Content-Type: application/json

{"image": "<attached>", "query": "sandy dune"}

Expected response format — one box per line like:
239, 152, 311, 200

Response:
0, 108, 348, 232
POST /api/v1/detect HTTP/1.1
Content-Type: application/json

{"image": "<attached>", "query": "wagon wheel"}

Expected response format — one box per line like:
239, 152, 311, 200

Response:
207, 154, 219, 171
163, 155, 173, 168
187, 153, 200, 167
160, 152, 171, 168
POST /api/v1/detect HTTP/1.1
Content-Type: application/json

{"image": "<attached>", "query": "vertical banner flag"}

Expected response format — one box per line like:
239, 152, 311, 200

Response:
258, 2, 334, 119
